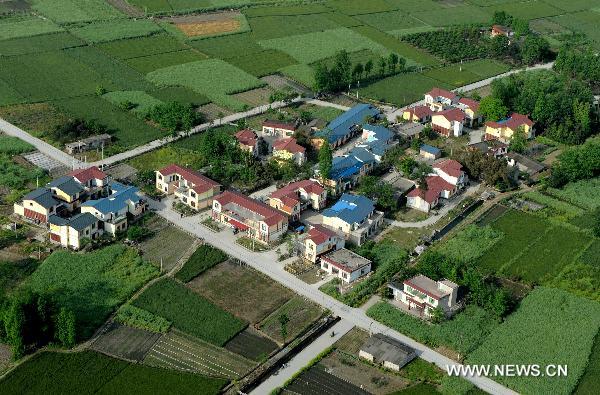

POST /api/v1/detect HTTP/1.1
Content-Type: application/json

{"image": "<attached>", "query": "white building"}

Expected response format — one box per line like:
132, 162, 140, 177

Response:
320, 248, 371, 283
389, 275, 459, 318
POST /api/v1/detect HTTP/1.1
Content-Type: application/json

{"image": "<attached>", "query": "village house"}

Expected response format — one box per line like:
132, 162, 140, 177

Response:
301, 223, 345, 263
272, 137, 306, 165
406, 159, 466, 213
81, 182, 147, 235
397, 122, 424, 140
47, 176, 86, 211
235, 129, 259, 156
402, 105, 433, 123
419, 144, 442, 160
484, 113, 534, 143
321, 155, 364, 195
268, 179, 326, 221
457, 97, 482, 127
262, 119, 297, 137
311, 104, 380, 149
491, 24, 514, 38
64, 134, 111, 155
468, 140, 508, 159
320, 247, 372, 283
156, 164, 221, 210
14, 188, 64, 224
69, 167, 110, 199
321, 193, 383, 246
359, 334, 416, 371
433, 159, 468, 188
48, 213, 101, 250
431, 108, 466, 137
212, 190, 288, 244
361, 124, 394, 145
424, 87, 458, 111
389, 275, 459, 319
506, 152, 546, 180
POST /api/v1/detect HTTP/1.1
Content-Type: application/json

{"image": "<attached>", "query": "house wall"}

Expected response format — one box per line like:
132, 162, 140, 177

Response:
15, 201, 51, 222
320, 260, 371, 283
322, 216, 352, 235
406, 196, 432, 213
358, 350, 374, 362
383, 361, 401, 372
262, 126, 294, 137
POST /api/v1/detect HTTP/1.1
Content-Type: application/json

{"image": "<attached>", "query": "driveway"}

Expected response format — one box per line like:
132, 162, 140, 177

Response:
147, 197, 517, 395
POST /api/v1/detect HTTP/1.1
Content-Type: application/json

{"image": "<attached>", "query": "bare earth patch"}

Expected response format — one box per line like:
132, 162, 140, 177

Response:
176, 19, 241, 37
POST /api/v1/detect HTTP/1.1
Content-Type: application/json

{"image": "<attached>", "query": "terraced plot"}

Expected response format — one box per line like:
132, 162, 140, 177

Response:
91, 323, 161, 362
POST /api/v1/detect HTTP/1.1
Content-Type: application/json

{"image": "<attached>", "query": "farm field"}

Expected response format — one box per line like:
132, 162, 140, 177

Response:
91, 322, 161, 362
132, 278, 247, 346
224, 327, 278, 361
186, 261, 293, 323
359, 73, 452, 107
467, 287, 600, 395
175, 244, 228, 283
0, 350, 226, 395
258, 296, 323, 344
574, 330, 600, 395
25, 245, 158, 338
144, 329, 256, 379
286, 365, 370, 395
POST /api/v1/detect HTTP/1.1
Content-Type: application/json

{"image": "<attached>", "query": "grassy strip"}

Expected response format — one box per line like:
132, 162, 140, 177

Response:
175, 244, 228, 283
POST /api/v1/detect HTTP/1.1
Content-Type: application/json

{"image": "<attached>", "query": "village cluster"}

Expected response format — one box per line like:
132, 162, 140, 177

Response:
13, 87, 538, 320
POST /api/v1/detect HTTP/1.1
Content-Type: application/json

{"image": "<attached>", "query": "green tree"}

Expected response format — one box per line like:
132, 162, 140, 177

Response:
398, 156, 417, 175
430, 307, 446, 324
364, 59, 374, 78
378, 57, 387, 76
352, 63, 364, 82
278, 313, 290, 342
146, 102, 203, 132
491, 10, 512, 26
4, 299, 25, 359
388, 53, 399, 74
593, 209, 600, 238
55, 308, 76, 348
299, 110, 312, 125
127, 226, 151, 242
478, 96, 508, 121
318, 141, 333, 179
520, 35, 550, 65
508, 126, 527, 153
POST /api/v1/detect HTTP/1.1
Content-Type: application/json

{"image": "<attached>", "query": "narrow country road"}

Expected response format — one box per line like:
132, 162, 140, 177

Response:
251, 319, 355, 394
147, 197, 517, 395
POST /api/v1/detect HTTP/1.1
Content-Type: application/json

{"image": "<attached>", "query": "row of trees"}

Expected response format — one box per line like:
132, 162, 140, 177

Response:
454, 149, 515, 191
145, 101, 204, 133
0, 291, 76, 359
546, 138, 600, 188
314, 50, 406, 93
554, 46, 600, 86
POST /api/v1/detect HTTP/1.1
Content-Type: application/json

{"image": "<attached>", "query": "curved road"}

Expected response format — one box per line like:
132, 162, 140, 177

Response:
148, 197, 517, 395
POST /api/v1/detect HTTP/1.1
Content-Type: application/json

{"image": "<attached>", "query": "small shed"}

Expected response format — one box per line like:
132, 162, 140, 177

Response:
420, 144, 441, 160
359, 333, 416, 371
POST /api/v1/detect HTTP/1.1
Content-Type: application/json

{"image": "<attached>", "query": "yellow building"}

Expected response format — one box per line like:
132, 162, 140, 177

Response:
484, 113, 534, 143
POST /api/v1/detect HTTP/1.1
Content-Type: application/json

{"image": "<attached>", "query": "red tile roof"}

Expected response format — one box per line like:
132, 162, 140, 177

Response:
426, 87, 457, 101
405, 105, 433, 119
262, 120, 297, 131
485, 112, 534, 130
157, 164, 220, 194
433, 159, 463, 178
434, 108, 465, 123
270, 180, 324, 200
458, 97, 480, 112
272, 138, 306, 154
235, 129, 258, 147
214, 190, 286, 226
307, 224, 339, 245
68, 167, 108, 184
407, 176, 455, 204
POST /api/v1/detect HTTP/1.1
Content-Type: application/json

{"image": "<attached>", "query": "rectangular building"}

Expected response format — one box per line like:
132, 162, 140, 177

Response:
320, 248, 372, 283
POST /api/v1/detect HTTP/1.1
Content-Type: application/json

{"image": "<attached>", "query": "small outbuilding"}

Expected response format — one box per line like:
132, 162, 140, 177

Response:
359, 333, 416, 371
419, 144, 441, 160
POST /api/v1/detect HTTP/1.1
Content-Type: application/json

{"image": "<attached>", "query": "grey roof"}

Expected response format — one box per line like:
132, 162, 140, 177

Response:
48, 215, 69, 226
360, 334, 416, 367
23, 188, 60, 209
397, 122, 424, 137
47, 176, 84, 196
507, 152, 545, 174
322, 248, 371, 271
68, 213, 98, 231
420, 144, 441, 155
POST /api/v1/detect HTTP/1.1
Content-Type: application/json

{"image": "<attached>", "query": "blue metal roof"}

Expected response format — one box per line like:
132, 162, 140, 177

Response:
82, 182, 140, 215
420, 144, 441, 155
315, 104, 380, 144
322, 193, 375, 224
23, 188, 60, 209
329, 156, 362, 181
349, 147, 376, 164
362, 124, 393, 143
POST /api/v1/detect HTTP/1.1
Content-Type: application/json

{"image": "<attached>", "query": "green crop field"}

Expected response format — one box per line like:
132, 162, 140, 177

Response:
31, 0, 124, 24
225, 49, 297, 77
467, 287, 600, 395
259, 296, 322, 344
0, 15, 63, 40
133, 278, 247, 346
359, 72, 452, 106
0, 351, 226, 395
25, 245, 158, 338
124, 49, 208, 73
412, 5, 492, 27
103, 90, 164, 114
248, 13, 340, 40
546, 178, 600, 210
0, 79, 25, 106
147, 58, 264, 110
188, 33, 265, 58
175, 244, 228, 283
97, 33, 188, 60
150, 86, 210, 106
354, 11, 425, 32
0, 31, 84, 56
70, 19, 163, 43
488, 1, 563, 20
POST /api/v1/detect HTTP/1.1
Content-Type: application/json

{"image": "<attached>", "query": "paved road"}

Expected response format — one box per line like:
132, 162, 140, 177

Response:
384, 183, 481, 228
385, 61, 554, 122
147, 197, 517, 395
0, 119, 85, 169
251, 319, 355, 395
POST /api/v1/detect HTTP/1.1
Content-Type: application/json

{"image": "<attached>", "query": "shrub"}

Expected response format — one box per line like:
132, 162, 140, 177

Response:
145, 101, 203, 132
175, 245, 227, 283
115, 304, 171, 333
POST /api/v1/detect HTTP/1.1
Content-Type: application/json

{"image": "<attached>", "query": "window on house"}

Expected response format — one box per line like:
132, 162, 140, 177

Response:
342, 272, 348, 279
190, 191, 196, 198
323, 263, 328, 269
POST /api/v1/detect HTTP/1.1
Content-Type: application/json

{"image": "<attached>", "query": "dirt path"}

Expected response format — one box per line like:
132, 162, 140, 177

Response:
106, 0, 144, 17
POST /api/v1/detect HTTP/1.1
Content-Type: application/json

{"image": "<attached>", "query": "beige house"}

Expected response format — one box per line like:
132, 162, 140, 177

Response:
268, 179, 326, 221
389, 275, 459, 318
431, 108, 465, 137
235, 129, 259, 156
48, 213, 101, 250
14, 188, 63, 224
322, 193, 383, 246
484, 113, 534, 143
457, 97, 482, 127
212, 190, 288, 244
156, 164, 221, 210
402, 105, 433, 123
301, 224, 345, 263
272, 138, 306, 166
262, 120, 297, 137
424, 87, 458, 108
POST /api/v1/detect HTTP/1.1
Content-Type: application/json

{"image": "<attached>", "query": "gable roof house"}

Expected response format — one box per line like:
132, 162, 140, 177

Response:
311, 104, 380, 149
269, 180, 326, 220
406, 159, 466, 213
389, 274, 459, 319
457, 97, 482, 127
424, 88, 458, 110
433, 159, 468, 188
81, 182, 147, 235
156, 164, 221, 210
359, 334, 416, 371
272, 137, 306, 165
467, 140, 508, 159
419, 144, 442, 160
402, 105, 433, 123
322, 193, 383, 245
235, 129, 259, 156
301, 223, 345, 263
320, 247, 372, 283
484, 113, 534, 143
212, 190, 288, 243
64, 134, 111, 155
491, 24, 514, 38
47, 176, 86, 209
431, 108, 466, 137
68, 167, 110, 199
48, 213, 101, 250
14, 188, 64, 224
262, 120, 297, 137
